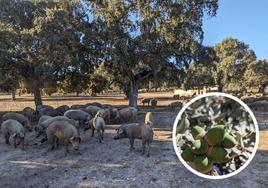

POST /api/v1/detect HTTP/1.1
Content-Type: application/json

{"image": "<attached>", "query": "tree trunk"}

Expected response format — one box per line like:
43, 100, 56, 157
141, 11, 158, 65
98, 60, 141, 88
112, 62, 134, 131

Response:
76, 92, 79, 97
218, 84, 223, 92
259, 84, 267, 96
129, 79, 138, 108
90, 92, 96, 97
33, 87, 42, 107
11, 88, 16, 101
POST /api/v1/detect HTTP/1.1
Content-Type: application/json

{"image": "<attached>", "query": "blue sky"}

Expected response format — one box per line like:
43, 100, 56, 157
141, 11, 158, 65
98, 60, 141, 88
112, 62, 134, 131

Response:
203, 0, 268, 60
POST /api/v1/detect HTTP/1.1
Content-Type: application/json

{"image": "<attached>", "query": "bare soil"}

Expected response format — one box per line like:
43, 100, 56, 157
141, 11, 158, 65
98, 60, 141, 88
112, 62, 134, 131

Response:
0, 92, 268, 188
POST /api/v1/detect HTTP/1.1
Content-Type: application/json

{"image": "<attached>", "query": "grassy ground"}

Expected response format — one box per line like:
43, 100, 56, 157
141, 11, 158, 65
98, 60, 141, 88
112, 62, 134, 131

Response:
0, 92, 267, 187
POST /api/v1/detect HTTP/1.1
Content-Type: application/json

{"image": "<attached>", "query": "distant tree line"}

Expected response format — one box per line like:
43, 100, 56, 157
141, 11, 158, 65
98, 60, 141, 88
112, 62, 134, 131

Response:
183, 37, 268, 95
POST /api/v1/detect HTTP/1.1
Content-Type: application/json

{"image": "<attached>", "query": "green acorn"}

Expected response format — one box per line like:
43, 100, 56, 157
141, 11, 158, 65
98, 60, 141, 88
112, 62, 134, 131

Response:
191, 125, 205, 140
191, 140, 208, 155
181, 147, 195, 162
193, 155, 213, 173
205, 125, 225, 145
207, 146, 230, 163
221, 133, 236, 149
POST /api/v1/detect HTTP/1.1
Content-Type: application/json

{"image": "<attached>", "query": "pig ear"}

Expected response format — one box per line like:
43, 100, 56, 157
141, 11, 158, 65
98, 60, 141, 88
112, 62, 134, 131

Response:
19, 133, 25, 138
118, 128, 124, 134
11, 133, 17, 138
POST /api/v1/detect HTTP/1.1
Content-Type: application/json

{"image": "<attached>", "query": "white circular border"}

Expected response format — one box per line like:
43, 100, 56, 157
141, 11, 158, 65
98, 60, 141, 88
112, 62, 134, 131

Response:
172, 92, 259, 179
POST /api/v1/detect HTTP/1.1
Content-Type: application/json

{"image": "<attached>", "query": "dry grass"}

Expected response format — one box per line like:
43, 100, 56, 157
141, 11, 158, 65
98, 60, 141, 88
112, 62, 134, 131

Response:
0, 92, 268, 187
258, 131, 268, 150
0, 92, 176, 112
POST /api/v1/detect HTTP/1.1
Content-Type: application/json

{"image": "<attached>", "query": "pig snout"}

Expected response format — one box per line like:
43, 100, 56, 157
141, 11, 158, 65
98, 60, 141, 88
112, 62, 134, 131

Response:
114, 134, 125, 139
71, 137, 80, 150
72, 144, 79, 150
114, 128, 125, 139
114, 135, 120, 140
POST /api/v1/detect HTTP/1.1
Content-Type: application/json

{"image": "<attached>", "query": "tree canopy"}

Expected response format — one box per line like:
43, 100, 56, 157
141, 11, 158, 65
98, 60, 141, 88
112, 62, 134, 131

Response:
244, 60, 268, 94
0, 0, 99, 105
213, 38, 256, 91
88, 0, 219, 107
2, 1, 266, 106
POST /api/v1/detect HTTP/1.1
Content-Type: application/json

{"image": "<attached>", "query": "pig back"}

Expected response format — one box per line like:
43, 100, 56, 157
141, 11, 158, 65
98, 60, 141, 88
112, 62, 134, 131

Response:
124, 123, 142, 139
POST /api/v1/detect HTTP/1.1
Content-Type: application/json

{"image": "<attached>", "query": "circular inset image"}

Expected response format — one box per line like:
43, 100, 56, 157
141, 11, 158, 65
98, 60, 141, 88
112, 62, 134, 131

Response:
172, 92, 259, 179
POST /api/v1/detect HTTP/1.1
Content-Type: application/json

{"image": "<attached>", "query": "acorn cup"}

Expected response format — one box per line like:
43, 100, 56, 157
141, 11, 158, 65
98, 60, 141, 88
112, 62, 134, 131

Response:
191, 140, 208, 155
207, 146, 230, 163
191, 125, 206, 140
221, 133, 237, 149
181, 147, 195, 162
193, 155, 213, 173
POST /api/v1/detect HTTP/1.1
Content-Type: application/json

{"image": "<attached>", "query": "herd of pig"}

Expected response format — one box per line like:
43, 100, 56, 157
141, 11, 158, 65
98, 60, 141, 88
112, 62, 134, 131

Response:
0, 102, 154, 157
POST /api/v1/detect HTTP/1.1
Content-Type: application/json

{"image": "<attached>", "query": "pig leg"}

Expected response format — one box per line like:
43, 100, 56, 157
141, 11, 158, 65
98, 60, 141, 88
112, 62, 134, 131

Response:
54, 137, 60, 149
107, 115, 110, 124
47, 135, 55, 151
47, 143, 54, 151
53, 137, 57, 149
97, 130, 102, 143
101, 128, 104, 140
142, 140, 146, 155
147, 142, 151, 157
5, 133, 10, 145
79, 120, 82, 127
13, 137, 17, 148
65, 140, 70, 155
82, 120, 86, 128
21, 138, 25, 150
129, 138, 135, 152
91, 127, 95, 137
